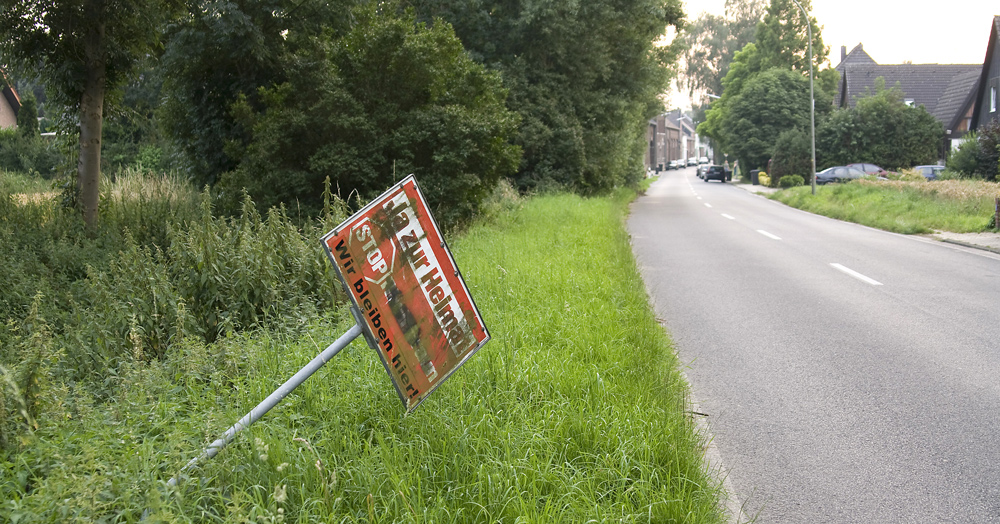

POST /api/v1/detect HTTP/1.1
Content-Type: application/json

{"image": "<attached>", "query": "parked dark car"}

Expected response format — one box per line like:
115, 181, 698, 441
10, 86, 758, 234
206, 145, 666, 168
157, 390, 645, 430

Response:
703, 165, 727, 182
914, 165, 944, 180
847, 163, 887, 177
815, 166, 866, 184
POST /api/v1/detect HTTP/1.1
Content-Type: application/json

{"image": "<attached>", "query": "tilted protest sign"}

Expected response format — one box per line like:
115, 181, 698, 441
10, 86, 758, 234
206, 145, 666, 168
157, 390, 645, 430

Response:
322, 175, 490, 412
165, 176, 489, 486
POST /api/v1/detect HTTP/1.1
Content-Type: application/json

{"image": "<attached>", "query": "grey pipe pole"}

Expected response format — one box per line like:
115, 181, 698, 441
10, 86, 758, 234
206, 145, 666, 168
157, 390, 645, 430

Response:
168, 322, 363, 487
789, 0, 817, 195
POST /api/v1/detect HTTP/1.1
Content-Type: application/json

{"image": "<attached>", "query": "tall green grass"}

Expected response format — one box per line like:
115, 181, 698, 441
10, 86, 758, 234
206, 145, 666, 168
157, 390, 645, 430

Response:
1, 185, 724, 522
772, 180, 998, 233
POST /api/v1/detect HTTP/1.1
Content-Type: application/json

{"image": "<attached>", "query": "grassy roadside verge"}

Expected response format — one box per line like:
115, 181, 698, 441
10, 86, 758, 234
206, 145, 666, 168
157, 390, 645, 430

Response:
770, 179, 1000, 234
1, 187, 724, 522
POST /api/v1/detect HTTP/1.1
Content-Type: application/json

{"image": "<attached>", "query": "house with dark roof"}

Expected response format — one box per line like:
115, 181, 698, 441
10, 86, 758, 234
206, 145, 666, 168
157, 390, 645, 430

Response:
835, 43, 981, 151
970, 16, 1000, 133
0, 69, 20, 130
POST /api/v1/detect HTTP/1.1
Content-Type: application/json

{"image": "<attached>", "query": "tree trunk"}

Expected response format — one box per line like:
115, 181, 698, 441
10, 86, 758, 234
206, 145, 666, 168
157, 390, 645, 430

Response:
79, 13, 106, 229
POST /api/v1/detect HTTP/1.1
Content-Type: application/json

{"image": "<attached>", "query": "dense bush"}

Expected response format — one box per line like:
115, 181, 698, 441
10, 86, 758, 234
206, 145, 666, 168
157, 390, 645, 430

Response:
946, 120, 1000, 181
217, 8, 520, 228
779, 174, 804, 188
770, 127, 812, 184
0, 129, 62, 177
724, 67, 811, 171
0, 172, 349, 445
411, 0, 682, 194
817, 81, 942, 170
947, 132, 980, 176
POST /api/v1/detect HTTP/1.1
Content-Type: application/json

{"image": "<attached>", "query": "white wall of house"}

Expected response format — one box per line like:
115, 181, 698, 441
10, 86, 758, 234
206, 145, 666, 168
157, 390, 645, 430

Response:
0, 96, 17, 130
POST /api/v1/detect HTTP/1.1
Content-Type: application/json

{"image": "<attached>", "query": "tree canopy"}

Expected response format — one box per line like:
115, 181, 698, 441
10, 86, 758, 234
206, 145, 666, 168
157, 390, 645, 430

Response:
723, 67, 811, 170
817, 81, 943, 170
218, 6, 521, 226
411, 0, 685, 193
0, 0, 181, 227
677, 0, 766, 102
696, 0, 838, 171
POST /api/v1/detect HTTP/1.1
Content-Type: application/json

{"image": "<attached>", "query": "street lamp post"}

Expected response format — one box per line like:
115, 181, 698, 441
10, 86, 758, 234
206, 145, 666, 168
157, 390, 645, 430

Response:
788, 0, 816, 195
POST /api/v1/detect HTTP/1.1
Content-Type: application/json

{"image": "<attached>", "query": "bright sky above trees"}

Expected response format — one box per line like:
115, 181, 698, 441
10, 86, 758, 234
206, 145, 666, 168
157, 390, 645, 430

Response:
684, 0, 997, 66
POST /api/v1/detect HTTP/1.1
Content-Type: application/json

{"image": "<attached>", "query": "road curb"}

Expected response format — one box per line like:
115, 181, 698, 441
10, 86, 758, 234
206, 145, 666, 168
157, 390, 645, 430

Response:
938, 238, 1000, 255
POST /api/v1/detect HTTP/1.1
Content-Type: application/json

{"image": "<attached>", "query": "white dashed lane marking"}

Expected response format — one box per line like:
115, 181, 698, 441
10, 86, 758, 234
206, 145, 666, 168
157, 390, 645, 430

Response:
831, 263, 883, 286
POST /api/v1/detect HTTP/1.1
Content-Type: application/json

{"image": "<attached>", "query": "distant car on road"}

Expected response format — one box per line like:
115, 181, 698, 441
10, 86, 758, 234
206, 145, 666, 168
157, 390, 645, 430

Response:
815, 166, 866, 185
703, 165, 727, 183
698, 156, 709, 164
669, 160, 683, 170
687, 158, 698, 166
847, 163, 888, 177
914, 165, 944, 180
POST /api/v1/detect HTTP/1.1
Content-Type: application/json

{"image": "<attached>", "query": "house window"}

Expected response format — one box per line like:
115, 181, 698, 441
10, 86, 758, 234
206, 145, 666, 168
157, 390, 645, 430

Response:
992, 87, 997, 113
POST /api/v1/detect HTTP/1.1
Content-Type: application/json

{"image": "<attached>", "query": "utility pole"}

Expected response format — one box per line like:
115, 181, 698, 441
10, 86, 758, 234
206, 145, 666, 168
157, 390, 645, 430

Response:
789, 0, 817, 195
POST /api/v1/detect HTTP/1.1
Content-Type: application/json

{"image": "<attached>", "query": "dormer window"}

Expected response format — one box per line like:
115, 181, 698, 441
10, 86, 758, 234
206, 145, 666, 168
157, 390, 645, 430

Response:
904, 99, 915, 107
992, 87, 997, 113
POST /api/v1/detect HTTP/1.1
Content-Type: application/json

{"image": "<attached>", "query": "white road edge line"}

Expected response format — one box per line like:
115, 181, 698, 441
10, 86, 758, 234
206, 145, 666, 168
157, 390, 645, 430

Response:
830, 263, 883, 286
757, 230, 781, 240
721, 214, 735, 220
704, 203, 712, 208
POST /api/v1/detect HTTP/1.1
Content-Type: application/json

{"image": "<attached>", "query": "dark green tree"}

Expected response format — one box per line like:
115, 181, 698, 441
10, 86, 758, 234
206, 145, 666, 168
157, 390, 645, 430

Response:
816, 81, 942, 170
411, 0, 685, 193
754, 0, 826, 72
723, 67, 810, 170
16, 91, 39, 137
696, 42, 763, 153
678, 0, 766, 101
218, 7, 521, 227
0, 0, 181, 227
769, 127, 811, 181
159, 0, 357, 187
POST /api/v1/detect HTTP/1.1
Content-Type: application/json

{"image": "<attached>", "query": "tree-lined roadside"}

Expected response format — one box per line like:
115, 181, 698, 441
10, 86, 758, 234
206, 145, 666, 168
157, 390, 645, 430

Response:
0, 176, 726, 522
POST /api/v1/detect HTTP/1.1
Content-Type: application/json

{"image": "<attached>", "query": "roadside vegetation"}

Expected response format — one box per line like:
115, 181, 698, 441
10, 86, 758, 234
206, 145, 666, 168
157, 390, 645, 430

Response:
0, 172, 725, 522
771, 177, 1000, 234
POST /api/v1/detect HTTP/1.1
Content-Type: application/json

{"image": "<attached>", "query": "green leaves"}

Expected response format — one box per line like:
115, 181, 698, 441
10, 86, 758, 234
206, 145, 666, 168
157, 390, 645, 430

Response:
724, 67, 811, 170
816, 82, 943, 170
218, 6, 520, 228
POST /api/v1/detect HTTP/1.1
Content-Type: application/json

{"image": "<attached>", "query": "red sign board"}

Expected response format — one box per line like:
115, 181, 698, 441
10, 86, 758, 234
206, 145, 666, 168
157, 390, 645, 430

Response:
321, 176, 490, 412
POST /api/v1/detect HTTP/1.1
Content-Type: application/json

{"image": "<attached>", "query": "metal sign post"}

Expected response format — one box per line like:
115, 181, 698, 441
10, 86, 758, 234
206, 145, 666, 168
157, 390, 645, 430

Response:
167, 323, 362, 487
165, 175, 488, 486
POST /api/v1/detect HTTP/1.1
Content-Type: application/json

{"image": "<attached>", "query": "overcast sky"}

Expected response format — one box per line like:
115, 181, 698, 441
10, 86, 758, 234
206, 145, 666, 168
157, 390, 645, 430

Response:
682, 0, 998, 66
669, 0, 997, 109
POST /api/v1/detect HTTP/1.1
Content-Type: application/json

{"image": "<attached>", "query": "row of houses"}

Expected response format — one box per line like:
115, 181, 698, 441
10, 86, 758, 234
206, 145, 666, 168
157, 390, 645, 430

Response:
645, 109, 708, 171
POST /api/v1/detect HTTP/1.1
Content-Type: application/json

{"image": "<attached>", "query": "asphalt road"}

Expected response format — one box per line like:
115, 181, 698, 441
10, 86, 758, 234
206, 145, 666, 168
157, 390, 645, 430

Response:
628, 167, 1000, 523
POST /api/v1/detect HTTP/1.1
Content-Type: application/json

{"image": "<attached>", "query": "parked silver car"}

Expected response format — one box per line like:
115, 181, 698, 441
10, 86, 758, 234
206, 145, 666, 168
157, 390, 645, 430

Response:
815, 166, 866, 184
